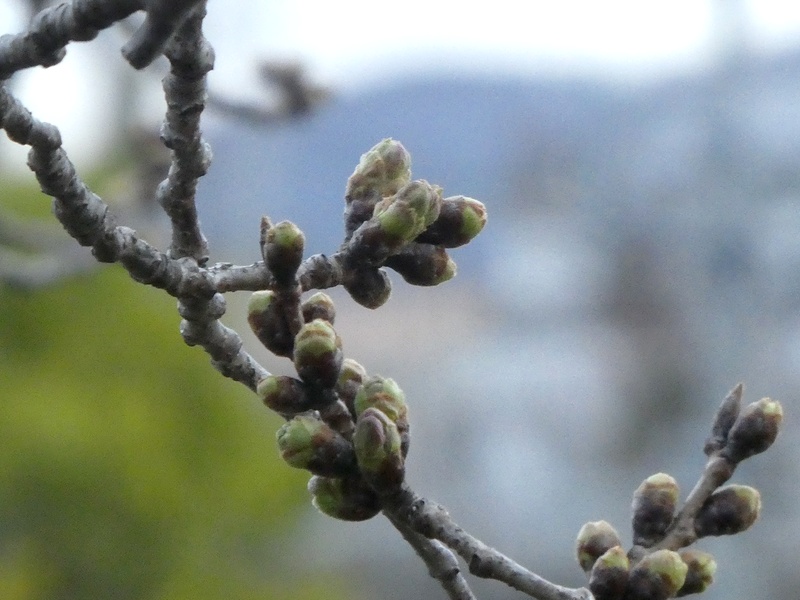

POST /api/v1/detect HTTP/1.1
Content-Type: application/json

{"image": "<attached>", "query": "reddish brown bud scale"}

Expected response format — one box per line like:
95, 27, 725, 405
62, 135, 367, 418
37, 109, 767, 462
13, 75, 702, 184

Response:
695, 485, 761, 537
704, 383, 743, 456
385, 244, 457, 286
631, 473, 679, 547
722, 397, 783, 463
343, 267, 392, 309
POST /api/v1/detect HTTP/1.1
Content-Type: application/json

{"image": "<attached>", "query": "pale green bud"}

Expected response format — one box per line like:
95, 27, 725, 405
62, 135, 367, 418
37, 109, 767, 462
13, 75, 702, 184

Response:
576, 520, 623, 572
308, 475, 381, 521
293, 319, 343, 389
336, 358, 368, 415
301, 291, 336, 324
625, 549, 688, 600
588, 546, 629, 600
346, 138, 412, 203
354, 407, 405, 492
373, 180, 443, 244
276, 414, 356, 477
416, 195, 487, 248
677, 550, 716, 596
247, 290, 294, 357
265, 220, 305, 284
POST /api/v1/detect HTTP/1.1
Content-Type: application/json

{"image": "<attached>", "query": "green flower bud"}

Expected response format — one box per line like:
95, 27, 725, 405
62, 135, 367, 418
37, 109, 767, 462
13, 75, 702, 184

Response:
695, 484, 761, 537
346, 138, 412, 203
353, 376, 407, 420
293, 319, 343, 389
276, 414, 356, 477
308, 475, 381, 521
354, 375, 410, 458
576, 520, 623, 572
354, 407, 405, 492
343, 267, 392, 309
373, 180, 443, 244
265, 220, 305, 284
385, 244, 457, 286
257, 375, 313, 416
677, 550, 716, 596
416, 195, 487, 248
589, 546, 629, 600
632, 473, 679, 546
301, 291, 336, 324
247, 290, 294, 357
336, 358, 368, 415
704, 383, 743, 456
625, 549, 688, 600
722, 397, 783, 463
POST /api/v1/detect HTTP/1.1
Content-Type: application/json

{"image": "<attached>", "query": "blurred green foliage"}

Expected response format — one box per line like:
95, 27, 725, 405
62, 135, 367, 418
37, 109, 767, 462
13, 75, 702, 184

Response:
0, 184, 352, 600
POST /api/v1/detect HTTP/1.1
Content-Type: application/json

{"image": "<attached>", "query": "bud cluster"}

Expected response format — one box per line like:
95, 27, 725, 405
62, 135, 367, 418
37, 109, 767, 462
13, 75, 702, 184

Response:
573, 384, 782, 599
340, 139, 486, 307
252, 295, 411, 518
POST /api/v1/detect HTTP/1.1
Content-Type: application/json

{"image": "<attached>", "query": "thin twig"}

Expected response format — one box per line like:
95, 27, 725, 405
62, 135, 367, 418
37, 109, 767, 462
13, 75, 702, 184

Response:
386, 510, 477, 600
384, 486, 594, 600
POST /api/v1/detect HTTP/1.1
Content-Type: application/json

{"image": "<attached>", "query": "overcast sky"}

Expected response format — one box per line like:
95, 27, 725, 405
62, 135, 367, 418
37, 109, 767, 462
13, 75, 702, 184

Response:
2, 0, 800, 167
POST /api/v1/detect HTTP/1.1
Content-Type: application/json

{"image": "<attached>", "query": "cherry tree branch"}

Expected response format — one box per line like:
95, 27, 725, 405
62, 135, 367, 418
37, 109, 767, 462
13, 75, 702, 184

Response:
383, 487, 594, 600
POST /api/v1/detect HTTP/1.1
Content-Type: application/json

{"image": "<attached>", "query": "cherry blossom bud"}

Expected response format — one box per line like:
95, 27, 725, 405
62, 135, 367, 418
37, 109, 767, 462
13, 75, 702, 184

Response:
625, 549, 688, 600
416, 195, 487, 248
276, 414, 356, 477
588, 546, 629, 600
308, 475, 381, 521
343, 267, 392, 309
576, 520, 623, 572
632, 473, 679, 546
373, 180, 442, 245
301, 291, 336, 324
344, 139, 412, 236
354, 407, 405, 492
354, 375, 409, 457
336, 358, 368, 415
722, 398, 783, 463
256, 375, 313, 416
293, 319, 343, 389
247, 290, 294, 357
677, 550, 716, 596
695, 485, 761, 537
346, 138, 412, 203
385, 244, 457, 286
265, 220, 305, 285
